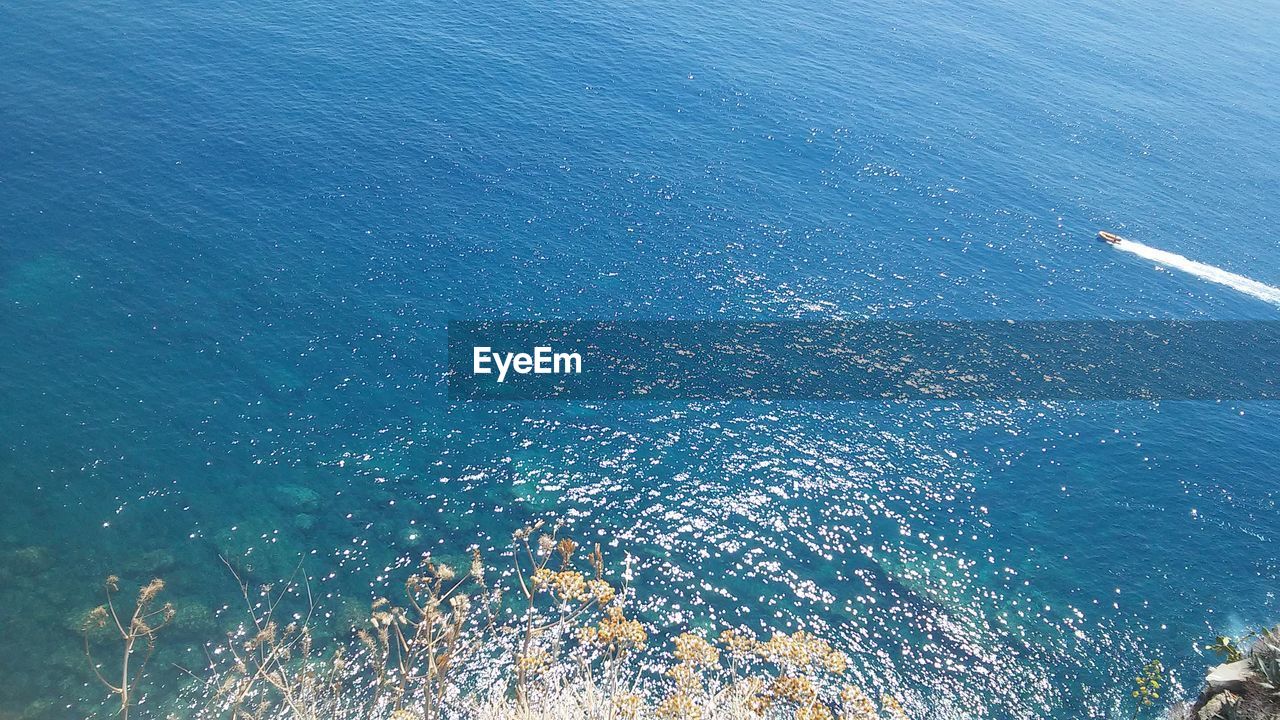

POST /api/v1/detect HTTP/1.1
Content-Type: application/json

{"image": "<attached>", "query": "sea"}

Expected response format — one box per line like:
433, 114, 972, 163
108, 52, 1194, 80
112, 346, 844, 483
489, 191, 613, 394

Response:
1, 0, 1278, 717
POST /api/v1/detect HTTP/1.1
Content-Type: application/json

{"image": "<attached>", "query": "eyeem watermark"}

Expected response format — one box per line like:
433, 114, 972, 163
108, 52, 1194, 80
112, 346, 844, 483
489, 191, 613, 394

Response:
449, 321, 1280, 401
472, 346, 582, 383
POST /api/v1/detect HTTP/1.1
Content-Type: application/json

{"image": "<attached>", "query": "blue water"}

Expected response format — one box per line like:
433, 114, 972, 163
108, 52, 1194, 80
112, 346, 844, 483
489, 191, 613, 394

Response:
2, 0, 1278, 717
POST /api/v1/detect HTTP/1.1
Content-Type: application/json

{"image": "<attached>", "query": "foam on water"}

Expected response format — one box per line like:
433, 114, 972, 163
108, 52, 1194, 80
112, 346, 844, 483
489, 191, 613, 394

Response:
1114, 239, 1280, 307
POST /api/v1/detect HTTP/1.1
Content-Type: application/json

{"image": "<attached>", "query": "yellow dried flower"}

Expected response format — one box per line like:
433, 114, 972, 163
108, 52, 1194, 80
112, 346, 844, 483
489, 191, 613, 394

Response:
656, 691, 699, 719
823, 650, 849, 674
881, 694, 910, 720
139, 578, 165, 603
673, 632, 720, 667
82, 605, 109, 632
552, 570, 586, 600
584, 578, 615, 604
583, 605, 647, 649
667, 662, 702, 691
840, 685, 877, 720
770, 675, 817, 704
614, 692, 642, 719
796, 703, 834, 720
720, 628, 759, 655
531, 567, 555, 588
752, 630, 847, 675
747, 694, 773, 715
516, 651, 549, 674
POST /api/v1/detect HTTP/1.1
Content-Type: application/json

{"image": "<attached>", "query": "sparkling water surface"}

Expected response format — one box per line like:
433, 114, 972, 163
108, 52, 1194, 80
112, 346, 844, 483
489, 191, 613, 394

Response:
1, 0, 1278, 717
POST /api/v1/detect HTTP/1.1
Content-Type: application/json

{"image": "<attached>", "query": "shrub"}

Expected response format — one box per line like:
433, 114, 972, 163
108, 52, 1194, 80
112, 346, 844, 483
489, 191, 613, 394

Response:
86, 521, 914, 720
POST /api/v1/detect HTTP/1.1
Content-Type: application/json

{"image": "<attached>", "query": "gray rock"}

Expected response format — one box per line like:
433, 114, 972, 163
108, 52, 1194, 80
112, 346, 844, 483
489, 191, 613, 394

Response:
1208, 660, 1256, 690
1198, 690, 1241, 720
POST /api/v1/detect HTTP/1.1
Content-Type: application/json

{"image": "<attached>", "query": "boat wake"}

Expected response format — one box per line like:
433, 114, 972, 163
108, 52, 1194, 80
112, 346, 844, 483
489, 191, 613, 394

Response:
1112, 238, 1280, 307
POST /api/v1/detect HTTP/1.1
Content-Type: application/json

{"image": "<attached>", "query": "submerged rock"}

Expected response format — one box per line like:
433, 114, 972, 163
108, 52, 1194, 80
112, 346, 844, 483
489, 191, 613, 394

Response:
122, 548, 178, 576
211, 524, 300, 581
274, 484, 321, 512
63, 605, 102, 636
168, 600, 218, 639
293, 512, 317, 533
5, 545, 51, 573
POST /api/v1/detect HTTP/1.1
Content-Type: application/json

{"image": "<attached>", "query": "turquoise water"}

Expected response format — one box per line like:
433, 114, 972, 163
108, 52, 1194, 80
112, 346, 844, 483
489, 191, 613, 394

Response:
1, 0, 1278, 717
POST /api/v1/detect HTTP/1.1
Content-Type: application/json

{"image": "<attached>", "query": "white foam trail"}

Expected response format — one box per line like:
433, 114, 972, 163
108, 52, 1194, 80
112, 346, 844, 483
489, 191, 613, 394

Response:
1112, 238, 1280, 306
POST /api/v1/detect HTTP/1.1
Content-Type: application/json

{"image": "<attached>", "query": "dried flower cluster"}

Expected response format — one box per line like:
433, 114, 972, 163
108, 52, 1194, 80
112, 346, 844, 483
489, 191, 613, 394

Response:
649, 625, 907, 720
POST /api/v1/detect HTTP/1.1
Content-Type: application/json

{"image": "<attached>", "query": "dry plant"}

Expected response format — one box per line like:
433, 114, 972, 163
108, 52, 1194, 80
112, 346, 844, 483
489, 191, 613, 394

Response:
82, 576, 176, 719
508, 519, 645, 715
203, 550, 500, 720
207, 557, 338, 719
643, 627, 909, 720
85, 521, 916, 720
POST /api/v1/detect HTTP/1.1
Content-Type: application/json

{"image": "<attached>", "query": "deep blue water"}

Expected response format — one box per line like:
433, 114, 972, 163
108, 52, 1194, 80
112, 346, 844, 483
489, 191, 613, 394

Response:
1, 0, 1278, 717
